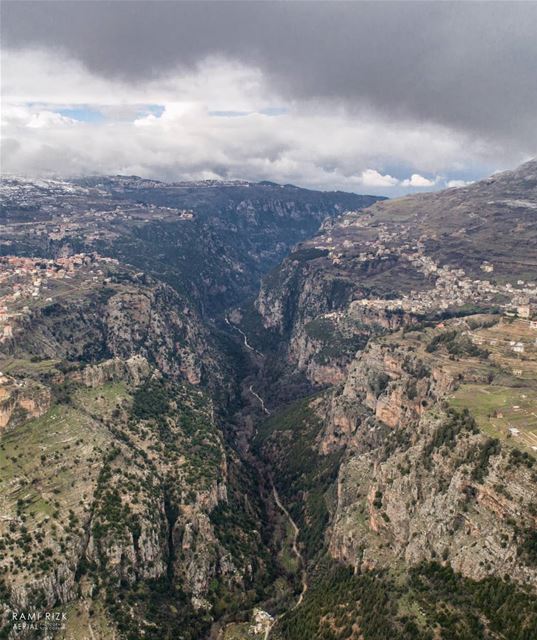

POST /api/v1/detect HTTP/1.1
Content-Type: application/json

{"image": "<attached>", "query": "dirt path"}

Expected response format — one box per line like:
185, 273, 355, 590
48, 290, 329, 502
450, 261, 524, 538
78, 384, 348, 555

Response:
263, 484, 308, 639
249, 385, 271, 415
84, 601, 96, 640
225, 316, 265, 358
272, 485, 308, 609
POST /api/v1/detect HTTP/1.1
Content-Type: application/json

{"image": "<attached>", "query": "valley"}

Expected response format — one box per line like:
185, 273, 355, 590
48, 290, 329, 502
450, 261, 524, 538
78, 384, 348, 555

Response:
1, 164, 536, 640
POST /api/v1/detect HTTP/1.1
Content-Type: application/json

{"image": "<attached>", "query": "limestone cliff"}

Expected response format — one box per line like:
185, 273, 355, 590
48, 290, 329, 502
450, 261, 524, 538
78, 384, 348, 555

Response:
258, 316, 537, 604
0, 269, 267, 640
326, 333, 537, 587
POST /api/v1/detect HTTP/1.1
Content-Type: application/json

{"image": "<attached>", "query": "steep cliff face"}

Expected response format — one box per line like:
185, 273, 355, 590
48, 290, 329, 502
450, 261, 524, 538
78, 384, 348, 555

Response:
0, 363, 246, 638
0, 379, 50, 430
253, 246, 429, 385
251, 167, 537, 629
252, 161, 537, 389
0, 266, 268, 640
250, 164, 537, 640
324, 327, 537, 586
3, 268, 223, 392
336, 340, 453, 433
258, 316, 537, 638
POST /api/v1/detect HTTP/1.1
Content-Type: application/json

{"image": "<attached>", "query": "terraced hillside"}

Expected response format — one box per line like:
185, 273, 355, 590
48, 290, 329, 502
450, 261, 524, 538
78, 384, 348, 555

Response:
0, 258, 275, 639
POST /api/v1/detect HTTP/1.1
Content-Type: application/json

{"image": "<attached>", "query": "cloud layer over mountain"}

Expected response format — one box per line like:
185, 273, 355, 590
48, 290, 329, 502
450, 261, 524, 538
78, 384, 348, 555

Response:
2, 1, 536, 194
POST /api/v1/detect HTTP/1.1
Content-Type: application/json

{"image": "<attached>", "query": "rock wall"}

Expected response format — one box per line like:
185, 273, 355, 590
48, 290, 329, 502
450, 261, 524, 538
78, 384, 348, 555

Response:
320, 337, 537, 587
0, 379, 50, 430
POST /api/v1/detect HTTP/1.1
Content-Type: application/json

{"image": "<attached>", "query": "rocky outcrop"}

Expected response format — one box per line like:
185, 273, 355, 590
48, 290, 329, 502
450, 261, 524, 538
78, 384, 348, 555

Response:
318, 331, 537, 587
0, 368, 246, 638
103, 286, 210, 384
0, 270, 256, 638
340, 341, 453, 429
0, 378, 50, 430
329, 415, 537, 586
76, 354, 151, 388
4, 273, 224, 391
254, 252, 422, 386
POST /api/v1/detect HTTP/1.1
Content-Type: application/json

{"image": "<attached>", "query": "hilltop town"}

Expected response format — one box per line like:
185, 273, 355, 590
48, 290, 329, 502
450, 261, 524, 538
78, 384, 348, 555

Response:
316, 216, 537, 318
0, 254, 118, 344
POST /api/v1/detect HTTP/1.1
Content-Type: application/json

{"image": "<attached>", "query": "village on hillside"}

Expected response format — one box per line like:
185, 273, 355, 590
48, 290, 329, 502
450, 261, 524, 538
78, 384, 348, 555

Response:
314, 216, 537, 320
0, 254, 118, 345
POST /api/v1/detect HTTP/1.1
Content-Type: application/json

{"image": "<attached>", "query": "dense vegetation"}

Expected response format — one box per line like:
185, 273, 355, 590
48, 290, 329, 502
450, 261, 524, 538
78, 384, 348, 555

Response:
274, 560, 537, 640
426, 330, 490, 359
305, 317, 369, 366
409, 562, 537, 640
254, 397, 343, 560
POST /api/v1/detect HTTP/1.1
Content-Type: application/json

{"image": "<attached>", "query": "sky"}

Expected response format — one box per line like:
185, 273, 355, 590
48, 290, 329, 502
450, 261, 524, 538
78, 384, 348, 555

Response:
1, 1, 536, 196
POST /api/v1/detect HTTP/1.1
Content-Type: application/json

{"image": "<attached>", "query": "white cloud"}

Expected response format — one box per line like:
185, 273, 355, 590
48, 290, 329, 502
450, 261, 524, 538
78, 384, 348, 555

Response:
447, 179, 474, 188
401, 173, 436, 187
359, 169, 399, 187
1, 104, 73, 129
26, 110, 77, 129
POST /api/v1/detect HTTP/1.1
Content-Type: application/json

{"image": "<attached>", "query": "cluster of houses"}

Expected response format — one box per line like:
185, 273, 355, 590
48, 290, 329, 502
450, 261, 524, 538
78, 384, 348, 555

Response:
316, 218, 537, 321
0, 253, 117, 344
0, 177, 196, 239
355, 252, 537, 318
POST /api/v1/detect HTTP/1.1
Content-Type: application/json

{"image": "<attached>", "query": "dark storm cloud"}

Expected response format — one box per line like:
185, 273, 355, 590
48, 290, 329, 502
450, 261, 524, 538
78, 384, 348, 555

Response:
2, 0, 537, 147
